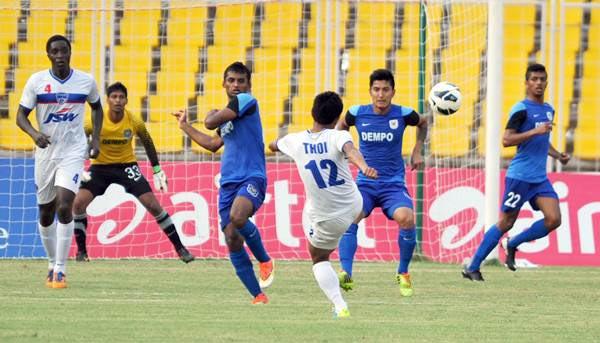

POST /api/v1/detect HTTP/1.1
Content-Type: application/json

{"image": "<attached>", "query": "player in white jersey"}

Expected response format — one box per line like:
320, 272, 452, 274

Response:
16, 35, 103, 288
269, 91, 377, 318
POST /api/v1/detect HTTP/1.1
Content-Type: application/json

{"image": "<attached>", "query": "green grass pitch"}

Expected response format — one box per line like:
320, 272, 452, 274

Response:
1, 259, 599, 342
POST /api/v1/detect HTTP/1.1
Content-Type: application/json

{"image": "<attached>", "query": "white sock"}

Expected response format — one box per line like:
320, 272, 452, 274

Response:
312, 261, 347, 313
38, 222, 57, 270
54, 221, 74, 274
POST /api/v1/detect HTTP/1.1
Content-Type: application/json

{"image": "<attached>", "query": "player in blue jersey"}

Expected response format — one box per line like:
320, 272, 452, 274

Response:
336, 69, 428, 297
173, 62, 273, 304
463, 63, 570, 281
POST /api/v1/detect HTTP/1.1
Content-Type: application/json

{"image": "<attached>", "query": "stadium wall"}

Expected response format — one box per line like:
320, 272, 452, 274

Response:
1, 159, 599, 266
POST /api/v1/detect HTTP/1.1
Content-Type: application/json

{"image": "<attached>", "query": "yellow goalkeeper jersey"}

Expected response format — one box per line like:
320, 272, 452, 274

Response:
85, 109, 154, 165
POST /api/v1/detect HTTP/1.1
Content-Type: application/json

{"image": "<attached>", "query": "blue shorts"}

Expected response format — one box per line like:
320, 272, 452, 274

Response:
358, 182, 414, 220
218, 177, 266, 229
500, 177, 558, 213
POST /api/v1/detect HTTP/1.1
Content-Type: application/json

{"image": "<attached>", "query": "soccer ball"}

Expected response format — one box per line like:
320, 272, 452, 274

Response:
428, 82, 462, 115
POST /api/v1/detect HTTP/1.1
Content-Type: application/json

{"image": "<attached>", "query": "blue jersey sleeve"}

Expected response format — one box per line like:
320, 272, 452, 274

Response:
401, 106, 419, 126
226, 93, 258, 117
344, 105, 360, 127
505, 102, 527, 130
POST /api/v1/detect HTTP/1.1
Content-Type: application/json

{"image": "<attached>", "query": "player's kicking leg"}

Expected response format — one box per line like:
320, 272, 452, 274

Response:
138, 192, 194, 263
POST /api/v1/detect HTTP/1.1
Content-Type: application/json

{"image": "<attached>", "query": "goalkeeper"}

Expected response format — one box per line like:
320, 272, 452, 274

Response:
72, 82, 194, 263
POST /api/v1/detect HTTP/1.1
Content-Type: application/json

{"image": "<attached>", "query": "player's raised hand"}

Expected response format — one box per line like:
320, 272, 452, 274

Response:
558, 152, 571, 165
153, 165, 168, 192
410, 152, 424, 170
33, 131, 51, 148
362, 166, 378, 179
172, 109, 188, 127
89, 137, 100, 158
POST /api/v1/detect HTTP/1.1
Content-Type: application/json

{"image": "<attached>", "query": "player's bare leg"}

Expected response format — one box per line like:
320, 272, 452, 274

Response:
393, 207, 416, 297
73, 188, 95, 262
138, 192, 194, 263
53, 186, 76, 288
504, 197, 560, 271
309, 244, 349, 318
38, 199, 57, 287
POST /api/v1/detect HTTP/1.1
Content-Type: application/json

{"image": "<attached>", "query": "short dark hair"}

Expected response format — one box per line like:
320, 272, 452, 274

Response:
369, 69, 395, 89
223, 61, 252, 82
526, 63, 547, 80
106, 82, 128, 97
311, 91, 343, 125
46, 34, 71, 53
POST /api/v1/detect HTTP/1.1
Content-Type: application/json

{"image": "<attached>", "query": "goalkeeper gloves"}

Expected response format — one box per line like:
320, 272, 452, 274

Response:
153, 165, 168, 192
81, 170, 91, 183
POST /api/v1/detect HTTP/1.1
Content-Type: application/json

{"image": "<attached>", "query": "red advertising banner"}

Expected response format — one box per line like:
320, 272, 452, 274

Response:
82, 162, 600, 266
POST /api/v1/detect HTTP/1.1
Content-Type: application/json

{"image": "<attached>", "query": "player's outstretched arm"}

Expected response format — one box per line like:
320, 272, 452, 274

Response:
136, 120, 168, 192
410, 115, 428, 170
548, 143, 571, 165
89, 100, 104, 158
16, 105, 50, 148
173, 109, 223, 153
342, 142, 377, 179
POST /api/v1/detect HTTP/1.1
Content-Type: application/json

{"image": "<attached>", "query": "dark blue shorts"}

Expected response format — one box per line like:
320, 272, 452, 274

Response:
358, 182, 414, 219
501, 177, 557, 213
218, 177, 266, 229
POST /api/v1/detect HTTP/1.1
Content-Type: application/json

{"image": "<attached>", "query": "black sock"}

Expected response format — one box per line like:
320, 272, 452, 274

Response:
73, 214, 88, 253
155, 211, 184, 250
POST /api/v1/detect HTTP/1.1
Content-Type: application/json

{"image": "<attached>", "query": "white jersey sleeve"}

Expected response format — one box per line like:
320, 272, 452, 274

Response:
87, 80, 100, 104
19, 74, 38, 110
333, 129, 353, 153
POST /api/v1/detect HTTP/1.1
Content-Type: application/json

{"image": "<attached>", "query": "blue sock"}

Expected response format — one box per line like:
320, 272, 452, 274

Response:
238, 221, 270, 263
468, 225, 503, 271
229, 249, 261, 297
338, 223, 358, 276
507, 219, 549, 249
397, 228, 416, 274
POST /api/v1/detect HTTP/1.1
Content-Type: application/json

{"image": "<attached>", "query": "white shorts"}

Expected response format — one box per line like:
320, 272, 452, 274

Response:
35, 156, 84, 204
308, 199, 362, 250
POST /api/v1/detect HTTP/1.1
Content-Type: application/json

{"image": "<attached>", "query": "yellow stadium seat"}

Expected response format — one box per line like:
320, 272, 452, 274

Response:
213, 4, 254, 49
160, 45, 200, 73
119, 9, 160, 47
205, 45, 247, 73
145, 121, 183, 153
113, 45, 153, 72
0, 118, 35, 150
147, 94, 190, 123
167, 7, 206, 47
261, 2, 302, 48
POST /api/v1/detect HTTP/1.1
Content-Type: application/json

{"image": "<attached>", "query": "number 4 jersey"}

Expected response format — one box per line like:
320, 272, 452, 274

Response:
20, 68, 100, 161
276, 129, 362, 222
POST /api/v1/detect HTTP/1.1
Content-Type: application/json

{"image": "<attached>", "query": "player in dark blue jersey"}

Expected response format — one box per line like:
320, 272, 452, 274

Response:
336, 69, 428, 297
463, 63, 570, 281
173, 62, 274, 304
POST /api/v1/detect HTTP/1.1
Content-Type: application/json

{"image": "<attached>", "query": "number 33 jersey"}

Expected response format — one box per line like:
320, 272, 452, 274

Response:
20, 69, 100, 161
277, 129, 361, 222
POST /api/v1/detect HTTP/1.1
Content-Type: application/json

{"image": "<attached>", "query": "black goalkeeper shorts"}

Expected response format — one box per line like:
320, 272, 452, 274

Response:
80, 163, 152, 197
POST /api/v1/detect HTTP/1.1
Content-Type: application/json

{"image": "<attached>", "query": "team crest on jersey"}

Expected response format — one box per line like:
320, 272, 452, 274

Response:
546, 111, 553, 121
56, 92, 69, 105
123, 129, 132, 138
220, 121, 234, 137
389, 119, 399, 129
246, 183, 259, 198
